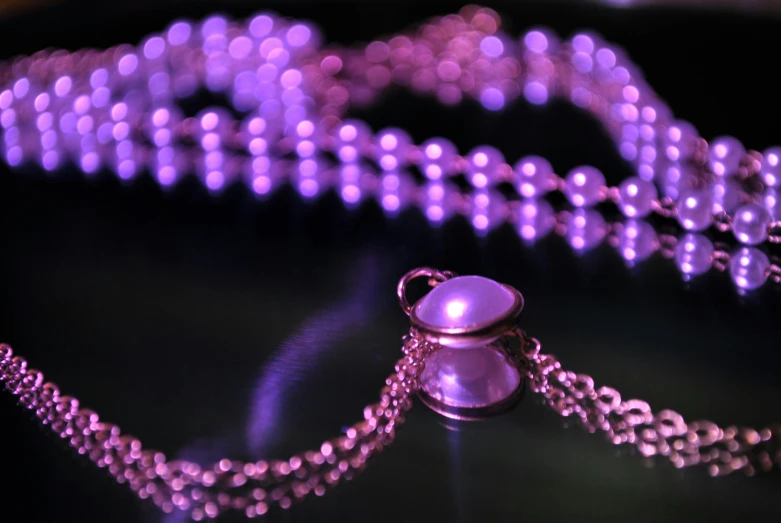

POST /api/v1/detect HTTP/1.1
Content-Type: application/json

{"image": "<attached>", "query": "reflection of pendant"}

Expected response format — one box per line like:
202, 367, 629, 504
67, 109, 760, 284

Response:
397, 268, 525, 420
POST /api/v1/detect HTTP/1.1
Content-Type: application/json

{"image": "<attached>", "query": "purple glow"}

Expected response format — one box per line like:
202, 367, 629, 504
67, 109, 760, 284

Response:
13, 78, 29, 99
77, 115, 94, 135
144, 37, 166, 60
730, 247, 769, 290
117, 159, 136, 180
619, 141, 637, 161
74, 95, 91, 115
59, 112, 76, 133
34, 93, 50, 112
341, 184, 361, 204
80, 152, 100, 173
299, 178, 319, 198
480, 87, 505, 111
382, 194, 400, 212
3, 126, 19, 145
41, 130, 57, 149
116, 139, 133, 159
596, 48, 616, 69
675, 233, 714, 278
268, 48, 291, 67
623, 85, 639, 103
6, 146, 22, 166
0, 90, 12, 110
567, 209, 606, 252
252, 156, 270, 174
286, 24, 312, 47
249, 137, 268, 155
524, 30, 549, 53
90, 68, 108, 88
205, 171, 225, 191
517, 199, 554, 242
572, 34, 595, 54
229, 36, 253, 59
41, 150, 59, 171
618, 219, 657, 264
200, 133, 221, 151
36, 112, 52, 131
91, 87, 110, 108
54, 76, 72, 97
252, 174, 272, 195
280, 69, 303, 89
112, 121, 129, 140
200, 112, 219, 131
201, 15, 227, 37
295, 140, 315, 157
571, 87, 592, 108
167, 21, 191, 45
259, 37, 283, 59
158, 165, 177, 186
249, 14, 274, 38
152, 108, 170, 127
111, 103, 128, 121
572, 52, 593, 73
480, 36, 504, 57
118, 54, 139, 76
524, 81, 548, 105
148, 72, 170, 96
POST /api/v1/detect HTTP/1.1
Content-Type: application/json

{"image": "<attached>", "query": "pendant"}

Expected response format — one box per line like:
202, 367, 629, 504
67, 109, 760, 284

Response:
397, 268, 525, 420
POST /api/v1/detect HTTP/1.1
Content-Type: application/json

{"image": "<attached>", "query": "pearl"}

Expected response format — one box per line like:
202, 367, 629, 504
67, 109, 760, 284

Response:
420, 137, 456, 181
674, 233, 713, 277
516, 198, 555, 242
618, 220, 657, 264
708, 135, 745, 176
414, 276, 516, 332
677, 189, 714, 232
564, 166, 605, 207
374, 127, 411, 171
466, 145, 504, 188
762, 188, 781, 220
761, 146, 781, 188
732, 204, 771, 245
514, 155, 553, 198
419, 346, 521, 413
664, 120, 698, 162
617, 176, 657, 218
567, 209, 606, 251
730, 247, 769, 291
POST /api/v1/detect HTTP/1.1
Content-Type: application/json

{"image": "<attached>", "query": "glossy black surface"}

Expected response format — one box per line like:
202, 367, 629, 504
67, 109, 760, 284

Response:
1, 1, 781, 522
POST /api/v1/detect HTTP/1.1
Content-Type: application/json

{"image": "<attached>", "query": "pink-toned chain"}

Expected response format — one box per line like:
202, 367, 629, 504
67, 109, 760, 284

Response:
0, 338, 435, 519
4, 326, 780, 520
512, 329, 781, 477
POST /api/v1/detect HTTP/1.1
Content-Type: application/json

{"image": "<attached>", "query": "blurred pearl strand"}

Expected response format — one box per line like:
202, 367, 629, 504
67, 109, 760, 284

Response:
1, 6, 781, 290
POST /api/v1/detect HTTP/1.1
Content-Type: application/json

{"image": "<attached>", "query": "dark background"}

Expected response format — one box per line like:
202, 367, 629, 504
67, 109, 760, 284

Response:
1, 1, 781, 522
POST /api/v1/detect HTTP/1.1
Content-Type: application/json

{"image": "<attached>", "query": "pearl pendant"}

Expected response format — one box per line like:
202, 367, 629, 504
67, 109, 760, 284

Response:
398, 268, 525, 420
411, 275, 522, 349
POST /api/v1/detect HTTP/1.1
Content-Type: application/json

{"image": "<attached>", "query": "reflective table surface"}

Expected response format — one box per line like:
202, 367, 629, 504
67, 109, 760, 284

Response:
1, 1, 781, 522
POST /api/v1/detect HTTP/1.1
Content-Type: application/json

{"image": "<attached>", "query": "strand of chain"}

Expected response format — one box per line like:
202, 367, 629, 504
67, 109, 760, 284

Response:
509, 329, 781, 477
0, 337, 436, 519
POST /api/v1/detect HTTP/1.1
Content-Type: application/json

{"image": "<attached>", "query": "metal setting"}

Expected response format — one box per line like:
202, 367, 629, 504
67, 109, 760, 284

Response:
396, 267, 457, 315
398, 268, 525, 349
409, 282, 524, 348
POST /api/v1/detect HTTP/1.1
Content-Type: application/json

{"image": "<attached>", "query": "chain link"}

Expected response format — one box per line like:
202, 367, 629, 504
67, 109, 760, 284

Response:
0, 338, 436, 519
510, 329, 781, 477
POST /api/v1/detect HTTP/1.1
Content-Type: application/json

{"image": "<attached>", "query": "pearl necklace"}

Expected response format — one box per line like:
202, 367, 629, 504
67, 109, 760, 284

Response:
1, 5, 780, 520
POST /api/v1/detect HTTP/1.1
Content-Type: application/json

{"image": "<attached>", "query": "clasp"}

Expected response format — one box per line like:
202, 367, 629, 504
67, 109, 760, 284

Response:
396, 267, 457, 315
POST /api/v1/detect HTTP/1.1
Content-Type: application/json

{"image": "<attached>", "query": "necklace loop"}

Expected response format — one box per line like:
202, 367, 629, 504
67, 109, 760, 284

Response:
396, 267, 455, 315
